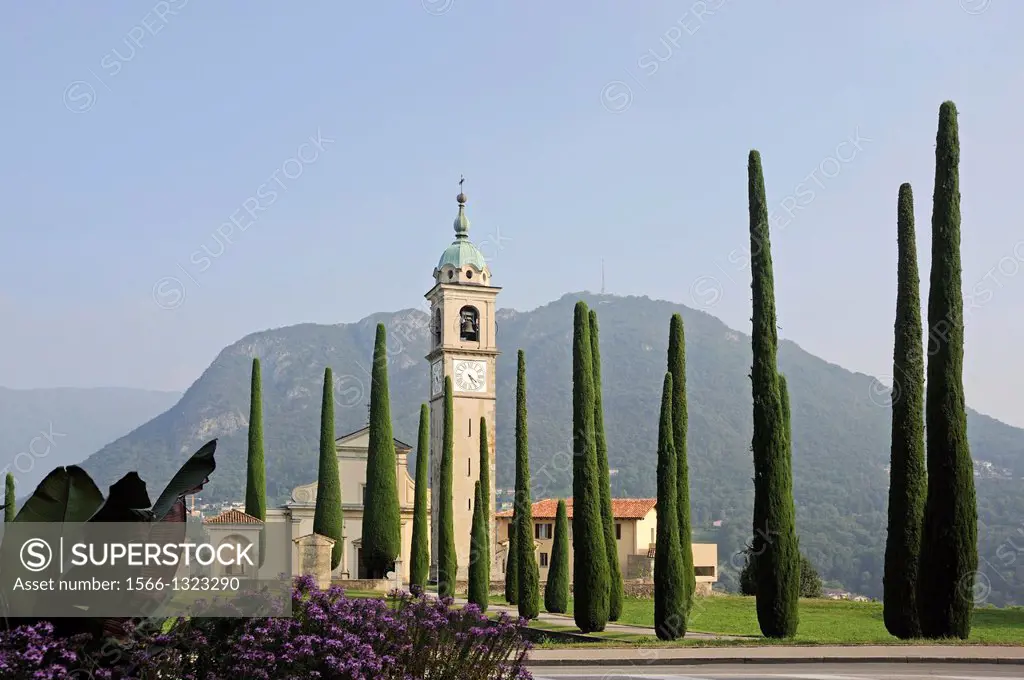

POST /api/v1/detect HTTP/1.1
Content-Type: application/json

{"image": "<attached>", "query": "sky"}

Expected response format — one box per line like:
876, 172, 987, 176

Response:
2, 0, 1022, 428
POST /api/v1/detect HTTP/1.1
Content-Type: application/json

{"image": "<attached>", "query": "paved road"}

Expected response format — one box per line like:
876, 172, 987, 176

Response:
530, 662, 1024, 680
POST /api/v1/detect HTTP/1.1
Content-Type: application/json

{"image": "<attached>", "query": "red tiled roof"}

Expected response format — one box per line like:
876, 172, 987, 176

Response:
496, 498, 656, 520
204, 509, 264, 525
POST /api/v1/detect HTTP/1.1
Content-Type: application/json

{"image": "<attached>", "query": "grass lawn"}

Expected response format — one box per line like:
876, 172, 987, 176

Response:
562, 595, 1024, 645
346, 589, 1024, 645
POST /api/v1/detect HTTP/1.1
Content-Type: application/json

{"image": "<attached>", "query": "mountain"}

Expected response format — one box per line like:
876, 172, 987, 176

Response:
0, 386, 181, 492
75, 293, 1024, 605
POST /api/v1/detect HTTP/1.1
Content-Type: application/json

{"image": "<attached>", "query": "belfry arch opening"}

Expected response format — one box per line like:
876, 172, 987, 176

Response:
433, 309, 442, 346
459, 305, 479, 341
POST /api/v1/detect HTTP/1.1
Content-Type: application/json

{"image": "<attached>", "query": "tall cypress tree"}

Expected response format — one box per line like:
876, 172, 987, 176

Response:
655, 373, 687, 640
410, 403, 431, 594
667, 313, 696, 613
918, 101, 977, 639
468, 481, 489, 610
245, 358, 267, 567
778, 374, 792, 458
545, 498, 570, 614
437, 376, 457, 598
504, 509, 519, 604
590, 310, 623, 621
4, 472, 15, 522
572, 301, 610, 633
884, 182, 927, 639
313, 367, 343, 571
515, 350, 540, 619
362, 324, 401, 579
478, 415, 491, 589
748, 150, 800, 638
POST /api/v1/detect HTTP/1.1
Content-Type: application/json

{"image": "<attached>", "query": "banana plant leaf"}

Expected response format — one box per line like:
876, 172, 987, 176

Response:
150, 440, 217, 521
87, 472, 153, 523
12, 466, 104, 523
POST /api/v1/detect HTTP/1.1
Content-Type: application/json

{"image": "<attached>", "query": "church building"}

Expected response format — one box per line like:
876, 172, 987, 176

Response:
210, 185, 718, 589
259, 187, 497, 582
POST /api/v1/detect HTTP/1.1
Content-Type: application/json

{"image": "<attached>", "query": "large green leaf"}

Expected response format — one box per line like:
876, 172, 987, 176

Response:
13, 466, 104, 523
151, 440, 217, 521
88, 472, 153, 523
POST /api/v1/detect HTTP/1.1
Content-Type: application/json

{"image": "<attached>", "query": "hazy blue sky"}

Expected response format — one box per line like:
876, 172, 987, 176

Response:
2, 1, 1022, 427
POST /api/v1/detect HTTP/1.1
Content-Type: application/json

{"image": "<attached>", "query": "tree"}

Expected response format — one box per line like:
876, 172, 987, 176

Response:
667, 313, 696, 613
410, 403, 430, 593
437, 376, 457, 598
747, 149, 800, 638
590, 309, 624, 621
800, 555, 824, 599
478, 415, 491, 590
918, 101, 977, 640
245, 358, 267, 567
468, 481, 489, 610
779, 373, 792, 465
515, 350, 540, 619
741, 552, 822, 599
884, 182, 927, 640
654, 373, 686, 640
571, 301, 610, 633
545, 499, 570, 614
4, 472, 14, 522
504, 510, 519, 604
362, 324, 401, 579
313, 367, 343, 571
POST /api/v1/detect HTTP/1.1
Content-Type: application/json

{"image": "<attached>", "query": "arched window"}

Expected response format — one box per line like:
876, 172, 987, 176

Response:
221, 534, 252, 576
433, 309, 442, 346
459, 306, 479, 341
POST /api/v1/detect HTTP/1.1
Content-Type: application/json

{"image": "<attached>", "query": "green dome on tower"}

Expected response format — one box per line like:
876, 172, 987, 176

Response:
437, 190, 487, 271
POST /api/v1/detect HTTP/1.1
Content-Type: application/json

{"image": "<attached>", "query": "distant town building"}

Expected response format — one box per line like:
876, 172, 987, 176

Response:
496, 498, 717, 591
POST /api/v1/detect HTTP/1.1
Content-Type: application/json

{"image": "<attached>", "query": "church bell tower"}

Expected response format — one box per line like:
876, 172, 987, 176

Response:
426, 183, 500, 582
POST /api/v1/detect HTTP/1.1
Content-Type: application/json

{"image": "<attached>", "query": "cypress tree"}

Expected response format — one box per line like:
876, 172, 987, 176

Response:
437, 376, 457, 598
884, 182, 926, 639
468, 481, 489, 610
918, 101, 977, 639
572, 301, 610, 633
590, 309, 623, 621
245, 358, 267, 567
779, 374, 793, 462
515, 349, 540, 619
545, 498, 570, 613
313, 367, 343, 571
362, 324, 401, 579
478, 415, 491, 589
655, 373, 687, 640
410, 403, 431, 594
748, 149, 800, 638
667, 313, 696, 613
4, 472, 14, 522
504, 510, 519, 604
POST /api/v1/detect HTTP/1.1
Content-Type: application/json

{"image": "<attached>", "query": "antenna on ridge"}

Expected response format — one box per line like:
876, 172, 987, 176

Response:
601, 258, 606, 295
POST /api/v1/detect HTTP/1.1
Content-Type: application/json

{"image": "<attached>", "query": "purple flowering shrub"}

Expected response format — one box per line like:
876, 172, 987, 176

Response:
0, 575, 533, 680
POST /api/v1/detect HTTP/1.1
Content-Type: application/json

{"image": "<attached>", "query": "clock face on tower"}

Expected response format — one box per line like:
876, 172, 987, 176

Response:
430, 360, 443, 397
453, 360, 487, 393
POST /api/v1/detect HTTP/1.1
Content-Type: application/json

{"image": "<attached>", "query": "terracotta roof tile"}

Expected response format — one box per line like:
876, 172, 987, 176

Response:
204, 508, 264, 525
496, 498, 656, 520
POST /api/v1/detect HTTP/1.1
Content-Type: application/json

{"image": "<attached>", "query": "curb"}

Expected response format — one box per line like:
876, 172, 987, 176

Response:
525, 656, 1024, 667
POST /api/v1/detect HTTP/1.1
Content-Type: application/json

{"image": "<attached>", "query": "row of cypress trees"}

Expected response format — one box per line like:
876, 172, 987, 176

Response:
244, 324, 406, 581
884, 101, 977, 640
